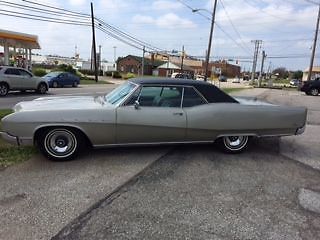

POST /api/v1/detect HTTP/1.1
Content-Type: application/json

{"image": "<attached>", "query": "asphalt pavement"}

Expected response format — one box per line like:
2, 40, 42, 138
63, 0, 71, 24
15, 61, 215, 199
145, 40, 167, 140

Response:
53, 141, 320, 240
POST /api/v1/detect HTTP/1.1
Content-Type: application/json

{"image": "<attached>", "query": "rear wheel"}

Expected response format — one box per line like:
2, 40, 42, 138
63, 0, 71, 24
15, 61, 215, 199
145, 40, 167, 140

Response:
52, 81, 58, 88
217, 135, 249, 153
37, 83, 47, 94
0, 83, 9, 96
37, 128, 84, 161
72, 81, 78, 87
310, 88, 319, 96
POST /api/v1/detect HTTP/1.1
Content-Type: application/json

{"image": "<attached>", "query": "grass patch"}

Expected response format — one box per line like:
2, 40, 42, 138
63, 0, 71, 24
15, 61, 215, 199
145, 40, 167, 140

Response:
80, 78, 112, 85
0, 109, 37, 168
222, 88, 249, 94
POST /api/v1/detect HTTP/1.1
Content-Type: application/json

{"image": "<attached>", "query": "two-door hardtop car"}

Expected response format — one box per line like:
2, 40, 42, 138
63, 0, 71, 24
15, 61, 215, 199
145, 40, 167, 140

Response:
0, 78, 307, 161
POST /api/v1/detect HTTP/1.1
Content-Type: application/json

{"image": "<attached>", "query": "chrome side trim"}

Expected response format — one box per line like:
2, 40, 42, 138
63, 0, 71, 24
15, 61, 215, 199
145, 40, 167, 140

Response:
93, 140, 215, 148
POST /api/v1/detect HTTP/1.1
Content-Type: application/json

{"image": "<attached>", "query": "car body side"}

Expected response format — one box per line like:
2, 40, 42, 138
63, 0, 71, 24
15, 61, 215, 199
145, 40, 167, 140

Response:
0, 66, 48, 91
1, 96, 307, 147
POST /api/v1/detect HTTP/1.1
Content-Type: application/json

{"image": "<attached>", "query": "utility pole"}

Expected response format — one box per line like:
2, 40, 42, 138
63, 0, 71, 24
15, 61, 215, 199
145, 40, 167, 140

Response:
99, 45, 102, 73
141, 46, 145, 76
307, 4, 320, 81
113, 46, 117, 63
181, 45, 184, 71
251, 40, 262, 83
204, 0, 218, 82
258, 50, 266, 87
91, 2, 98, 82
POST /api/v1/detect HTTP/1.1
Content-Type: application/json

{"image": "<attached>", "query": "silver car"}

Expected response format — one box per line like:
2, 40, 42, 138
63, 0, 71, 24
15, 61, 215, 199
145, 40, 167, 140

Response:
0, 66, 49, 96
0, 78, 307, 161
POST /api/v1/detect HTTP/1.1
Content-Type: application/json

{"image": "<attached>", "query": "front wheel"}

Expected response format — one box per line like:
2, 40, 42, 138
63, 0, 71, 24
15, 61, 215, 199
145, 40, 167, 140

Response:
216, 135, 249, 153
37, 83, 47, 94
72, 81, 78, 87
37, 128, 84, 161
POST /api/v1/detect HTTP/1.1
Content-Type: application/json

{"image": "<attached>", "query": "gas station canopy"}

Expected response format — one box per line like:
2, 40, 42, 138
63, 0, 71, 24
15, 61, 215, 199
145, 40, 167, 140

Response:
0, 29, 40, 49
0, 29, 40, 68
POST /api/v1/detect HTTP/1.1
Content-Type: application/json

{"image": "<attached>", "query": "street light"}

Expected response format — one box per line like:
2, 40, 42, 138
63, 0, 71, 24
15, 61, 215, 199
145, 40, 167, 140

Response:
192, 0, 218, 82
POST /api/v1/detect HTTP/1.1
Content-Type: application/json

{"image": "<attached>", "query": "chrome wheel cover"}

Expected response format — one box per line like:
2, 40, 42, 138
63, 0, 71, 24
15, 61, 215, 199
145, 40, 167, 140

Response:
311, 88, 318, 96
223, 136, 248, 151
53, 82, 58, 88
44, 129, 77, 158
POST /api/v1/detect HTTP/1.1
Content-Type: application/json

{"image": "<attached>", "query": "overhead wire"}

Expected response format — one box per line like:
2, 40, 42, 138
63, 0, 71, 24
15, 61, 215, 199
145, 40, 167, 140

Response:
0, 0, 165, 54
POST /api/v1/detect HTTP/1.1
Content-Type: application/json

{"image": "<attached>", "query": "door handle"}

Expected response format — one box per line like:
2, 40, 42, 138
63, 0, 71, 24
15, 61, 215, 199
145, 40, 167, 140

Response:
173, 112, 183, 116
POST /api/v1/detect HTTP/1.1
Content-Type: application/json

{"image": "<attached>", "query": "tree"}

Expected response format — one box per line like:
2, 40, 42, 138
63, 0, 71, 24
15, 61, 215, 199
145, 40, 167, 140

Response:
272, 67, 289, 79
292, 70, 303, 79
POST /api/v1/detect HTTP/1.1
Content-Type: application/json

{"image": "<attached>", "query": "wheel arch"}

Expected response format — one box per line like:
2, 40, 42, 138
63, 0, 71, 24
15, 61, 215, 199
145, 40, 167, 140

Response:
33, 124, 92, 147
0, 81, 10, 89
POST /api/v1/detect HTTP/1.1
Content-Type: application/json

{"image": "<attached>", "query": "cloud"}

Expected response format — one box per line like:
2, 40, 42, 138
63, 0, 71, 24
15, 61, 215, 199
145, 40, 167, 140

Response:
132, 13, 196, 29
151, 0, 182, 10
68, 0, 87, 6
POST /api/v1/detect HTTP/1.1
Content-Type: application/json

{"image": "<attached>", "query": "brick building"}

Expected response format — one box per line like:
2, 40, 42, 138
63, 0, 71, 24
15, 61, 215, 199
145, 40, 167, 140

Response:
117, 55, 164, 75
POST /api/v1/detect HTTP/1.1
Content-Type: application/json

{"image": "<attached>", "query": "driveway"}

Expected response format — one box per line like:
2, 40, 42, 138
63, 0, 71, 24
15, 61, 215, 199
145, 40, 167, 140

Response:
0, 147, 170, 239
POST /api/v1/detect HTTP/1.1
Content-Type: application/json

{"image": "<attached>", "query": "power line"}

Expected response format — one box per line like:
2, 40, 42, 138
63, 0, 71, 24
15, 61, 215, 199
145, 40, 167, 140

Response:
219, 0, 251, 53
0, 11, 90, 26
0, 1, 90, 20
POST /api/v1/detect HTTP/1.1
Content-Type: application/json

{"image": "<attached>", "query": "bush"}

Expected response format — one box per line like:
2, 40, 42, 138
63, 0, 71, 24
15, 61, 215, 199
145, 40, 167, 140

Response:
32, 68, 47, 77
105, 71, 113, 77
55, 64, 76, 74
112, 71, 122, 79
78, 69, 95, 75
123, 73, 136, 80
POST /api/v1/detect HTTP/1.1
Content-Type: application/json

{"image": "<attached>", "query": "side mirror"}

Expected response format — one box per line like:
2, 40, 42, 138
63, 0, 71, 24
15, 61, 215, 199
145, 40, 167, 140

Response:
134, 100, 140, 110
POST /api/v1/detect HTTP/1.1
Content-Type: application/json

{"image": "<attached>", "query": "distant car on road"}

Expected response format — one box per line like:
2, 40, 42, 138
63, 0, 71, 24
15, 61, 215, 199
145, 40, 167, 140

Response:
171, 72, 193, 79
195, 75, 205, 81
0, 66, 49, 97
43, 71, 80, 88
289, 79, 302, 86
218, 75, 227, 82
300, 78, 320, 96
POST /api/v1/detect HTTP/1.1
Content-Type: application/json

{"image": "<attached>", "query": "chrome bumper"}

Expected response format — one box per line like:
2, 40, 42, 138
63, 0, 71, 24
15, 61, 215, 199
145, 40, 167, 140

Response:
295, 125, 306, 135
0, 131, 33, 146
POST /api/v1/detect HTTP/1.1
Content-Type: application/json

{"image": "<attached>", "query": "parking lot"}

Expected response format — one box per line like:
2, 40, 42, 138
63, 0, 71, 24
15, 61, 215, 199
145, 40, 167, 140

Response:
0, 85, 319, 240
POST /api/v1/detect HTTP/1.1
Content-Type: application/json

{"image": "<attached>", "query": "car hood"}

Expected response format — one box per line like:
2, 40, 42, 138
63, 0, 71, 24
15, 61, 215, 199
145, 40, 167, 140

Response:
13, 95, 113, 112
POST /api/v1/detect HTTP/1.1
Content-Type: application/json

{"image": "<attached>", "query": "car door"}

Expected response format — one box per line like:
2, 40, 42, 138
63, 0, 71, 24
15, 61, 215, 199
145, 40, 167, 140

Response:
18, 69, 36, 89
181, 86, 213, 141
3, 68, 21, 89
58, 73, 67, 86
116, 85, 186, 144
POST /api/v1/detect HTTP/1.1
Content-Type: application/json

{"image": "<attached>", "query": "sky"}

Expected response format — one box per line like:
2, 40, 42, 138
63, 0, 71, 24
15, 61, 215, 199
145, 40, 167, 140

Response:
0, 0, 319, 71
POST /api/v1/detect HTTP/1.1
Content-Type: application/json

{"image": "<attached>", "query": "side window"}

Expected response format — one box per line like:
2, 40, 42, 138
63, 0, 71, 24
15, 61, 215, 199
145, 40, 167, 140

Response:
18, 70, 32, 77
4, 68, 20, 75
139, 86, 162, 106
183, 87, 207, 107
137, 86, 182, 107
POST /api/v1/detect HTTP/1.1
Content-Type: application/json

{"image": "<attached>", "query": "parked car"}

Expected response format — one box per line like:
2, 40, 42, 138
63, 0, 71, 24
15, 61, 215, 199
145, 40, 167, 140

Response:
242, 75, 250, 81
289, 79, 302, 86
0, 78, 307, 161
43, 71, 80, 88
171, 72, 193, 79
0, 66, 49, 96
195, 75, 205, 81
300, 78, 320, 96
219, 75, 227, 82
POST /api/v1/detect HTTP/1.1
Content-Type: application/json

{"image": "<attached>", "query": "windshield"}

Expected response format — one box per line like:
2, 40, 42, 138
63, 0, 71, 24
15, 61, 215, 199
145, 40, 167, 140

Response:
43, 72, 61, 78
105, 82, 137, 105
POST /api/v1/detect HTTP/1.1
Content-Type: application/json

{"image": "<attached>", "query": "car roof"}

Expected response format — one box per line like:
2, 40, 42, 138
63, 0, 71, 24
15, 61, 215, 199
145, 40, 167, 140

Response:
0, 65, 29, 70
130, 77, 211, 87
129, 77, 238, 104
